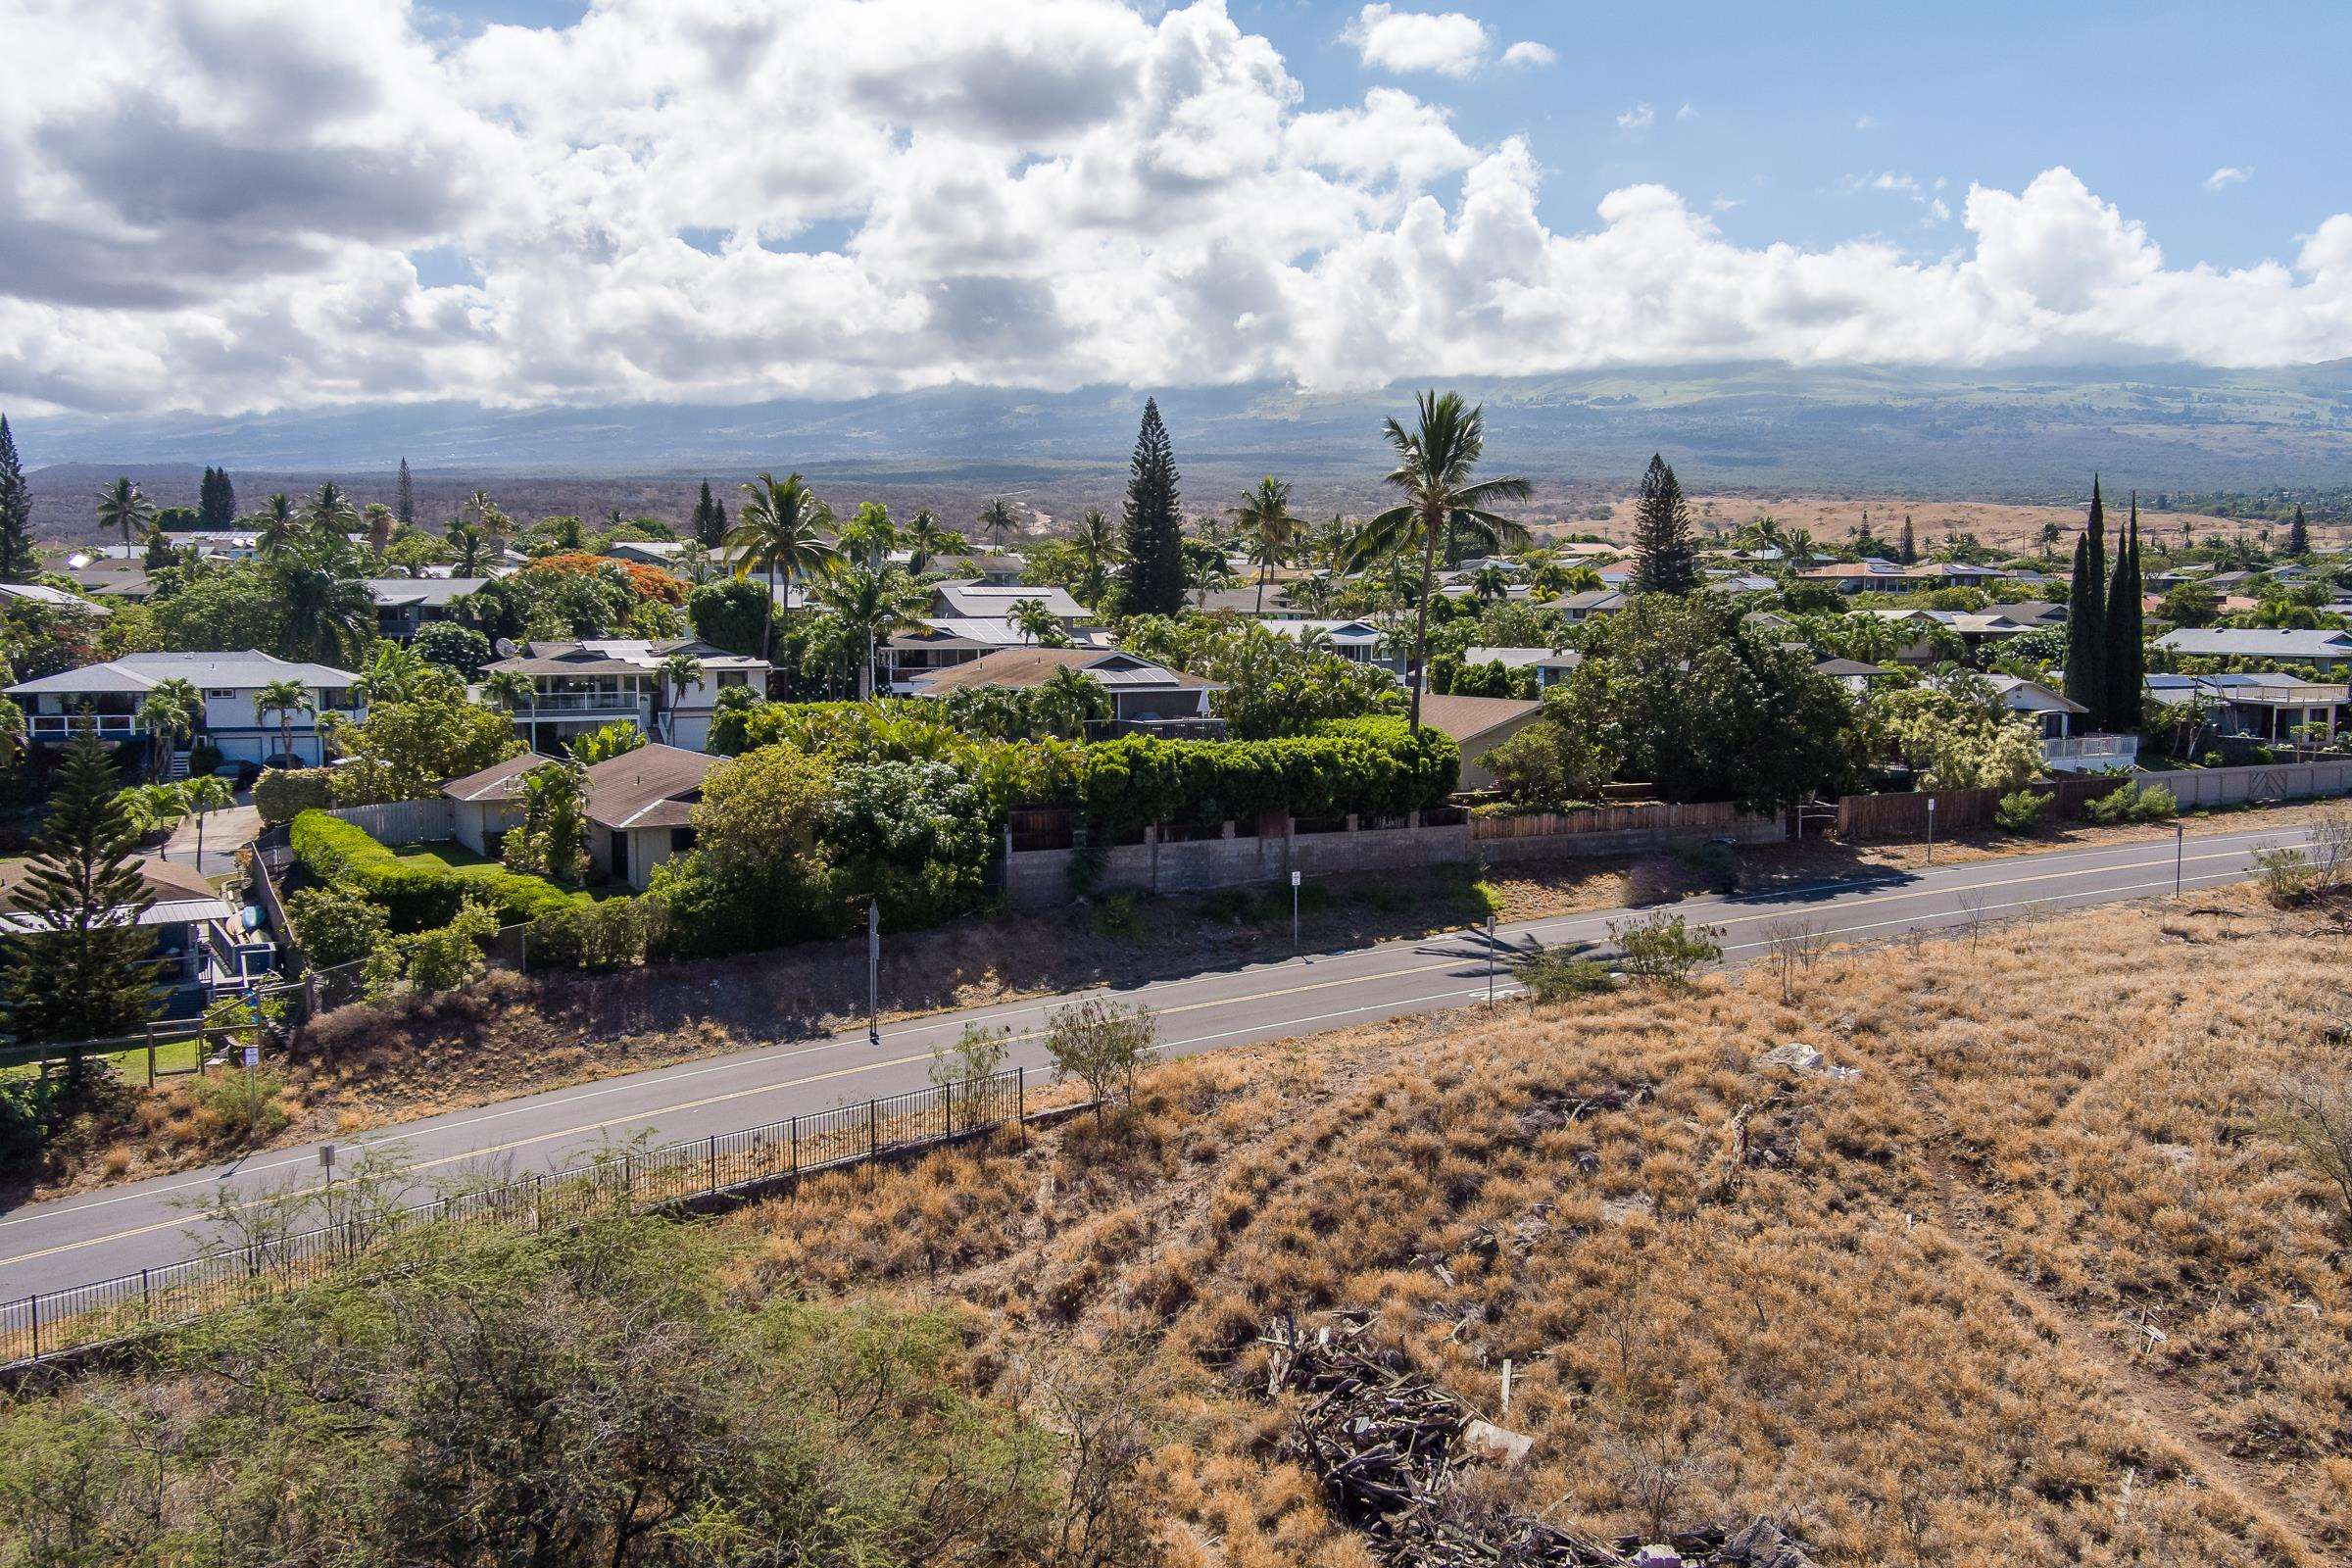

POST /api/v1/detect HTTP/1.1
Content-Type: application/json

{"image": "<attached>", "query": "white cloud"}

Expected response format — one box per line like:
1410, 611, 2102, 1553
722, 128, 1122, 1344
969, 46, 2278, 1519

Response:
1677, 101, 1697, 121
1, 1, 2349, 418
1499, 40, 1555, 69
1615, 101, 1655, 131
2205, 165, 2253, 192
1855, 113, 1878, 130
1342, 5, 1489, 77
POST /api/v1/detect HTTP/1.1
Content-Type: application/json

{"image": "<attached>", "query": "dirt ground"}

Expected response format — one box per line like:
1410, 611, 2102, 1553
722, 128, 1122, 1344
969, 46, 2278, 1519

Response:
14, 801, 2333, 1201
1568, 493, 2288, 553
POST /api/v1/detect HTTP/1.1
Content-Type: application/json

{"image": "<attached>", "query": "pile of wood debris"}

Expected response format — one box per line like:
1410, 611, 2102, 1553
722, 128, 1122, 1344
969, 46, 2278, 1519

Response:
1258, 1313, 1815, 1568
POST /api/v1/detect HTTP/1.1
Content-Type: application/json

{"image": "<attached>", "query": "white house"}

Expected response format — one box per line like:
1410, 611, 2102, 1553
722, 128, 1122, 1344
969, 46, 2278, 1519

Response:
366, 577, 491, 639
926, 580, 1089, 624
909, 647, 1219, 727
2148, 671, 2351, 745
1463, 646, 1581, 689
882, 618, 1115, 693
2154, 628, 2352, 670
478, 638, 769, 754
1257, 618, 1407, 677
8, 652, 362, 766
1981, 674, 2137, 771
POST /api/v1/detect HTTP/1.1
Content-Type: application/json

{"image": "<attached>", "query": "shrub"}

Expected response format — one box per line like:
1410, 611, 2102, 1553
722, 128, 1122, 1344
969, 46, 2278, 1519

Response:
291, 811, 580, 931
284, 884, 389, 968
365, 899, 499, 997
1074, 717, 1458, 834
1608, 911, 1724, 985
1045, 997, 1157, 1119
1993, 788, 2055, 834
187, 741, 224, 777
1485, 715, 1614, 808
192, 1071, 291, 1146
254, 767, 334, 825
526, 894, 669, 971
1093, 893, 1146, 942
1514, 945, 1615, 1003
2252, 847, 2316, 906
2082, 780, 2178, 825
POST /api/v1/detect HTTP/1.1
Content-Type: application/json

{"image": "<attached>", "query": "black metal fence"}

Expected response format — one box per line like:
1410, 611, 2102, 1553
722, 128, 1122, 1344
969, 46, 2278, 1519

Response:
0, 1065, 1035, 1371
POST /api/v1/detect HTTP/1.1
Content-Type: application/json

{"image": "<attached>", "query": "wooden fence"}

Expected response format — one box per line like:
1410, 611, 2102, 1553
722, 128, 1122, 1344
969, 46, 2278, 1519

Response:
1834, 756, 2352, 841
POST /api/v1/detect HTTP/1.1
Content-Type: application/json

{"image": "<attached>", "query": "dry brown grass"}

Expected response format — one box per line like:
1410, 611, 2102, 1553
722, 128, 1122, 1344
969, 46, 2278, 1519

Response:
1566, 494, 2286, 553
713, 887, 2352, 1566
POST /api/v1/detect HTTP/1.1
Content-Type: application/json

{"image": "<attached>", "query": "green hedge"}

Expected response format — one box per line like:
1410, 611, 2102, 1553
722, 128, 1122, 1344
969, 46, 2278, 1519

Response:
1072, 715, 1458, 834
289, 810, 581, 932
255, 767, 335, 825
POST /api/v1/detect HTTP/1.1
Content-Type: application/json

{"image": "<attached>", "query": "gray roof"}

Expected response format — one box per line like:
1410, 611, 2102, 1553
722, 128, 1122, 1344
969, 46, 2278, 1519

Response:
1464, 646, 1580, 669
2155, 629, 2352, 660
928, 581, 1087, 619
0, 583, 107, 614
365, 576, 491, 607
8, 651, 360, 697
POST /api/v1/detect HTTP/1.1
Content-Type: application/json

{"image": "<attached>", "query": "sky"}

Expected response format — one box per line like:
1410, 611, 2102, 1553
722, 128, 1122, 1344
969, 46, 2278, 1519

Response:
4, 0, 2350, 419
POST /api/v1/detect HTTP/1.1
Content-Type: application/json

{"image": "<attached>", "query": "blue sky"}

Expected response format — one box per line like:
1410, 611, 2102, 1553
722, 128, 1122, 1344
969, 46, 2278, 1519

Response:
8, 0, 2350, 416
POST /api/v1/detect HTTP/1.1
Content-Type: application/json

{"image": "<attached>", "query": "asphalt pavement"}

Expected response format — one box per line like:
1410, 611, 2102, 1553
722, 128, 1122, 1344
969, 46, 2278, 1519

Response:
0, 818, 2317, 1305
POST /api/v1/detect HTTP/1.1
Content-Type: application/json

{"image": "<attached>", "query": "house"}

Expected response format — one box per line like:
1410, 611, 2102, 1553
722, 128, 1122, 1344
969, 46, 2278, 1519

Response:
908, 647, 1219, 727
1416, 694, 1544, 792
2154, 628, 2352, 670
8, 652, 362, 766
926, 581, 1088, 624
0, 855, 266, 1015
1256, 618, 1405, 677
1463, 646, 1581, 689
881, 618, 1114, 691
1997, 600, 2068, 628
1982, 675, 2137, 771
365, 577, 491, 640
439, 743, 718, 891
63, 564, 153, 603
478, 638, 769, 754
0, 582, 108, 615
1796, 560, 1914, 594
2148, 672, 2352, 745
1542, 589, 1627, 623
1814, 657, 1899, 698
1192, 586, 1315, 619
1866, 608, 2032, 662
1905, 562, 2013, 588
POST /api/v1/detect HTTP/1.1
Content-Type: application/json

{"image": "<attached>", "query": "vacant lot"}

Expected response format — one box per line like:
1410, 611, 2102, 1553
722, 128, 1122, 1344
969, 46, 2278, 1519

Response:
725, 886, 2352, 1565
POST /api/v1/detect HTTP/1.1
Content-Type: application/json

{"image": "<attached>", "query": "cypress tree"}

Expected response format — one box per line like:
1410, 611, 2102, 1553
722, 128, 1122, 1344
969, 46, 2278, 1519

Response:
395, 458, 415, 529
197, 466, 235, 530
1629, 453, 1699, 595
0, 415, 30, 584
2063, 477, 2108, 725
692, 479, 729, 547
2, 726, 161, 1055
1898, 514, 1917, 564
2103, 494, 2144, 734
2287, 504, 2310, 557
1118, 398, 1185, 616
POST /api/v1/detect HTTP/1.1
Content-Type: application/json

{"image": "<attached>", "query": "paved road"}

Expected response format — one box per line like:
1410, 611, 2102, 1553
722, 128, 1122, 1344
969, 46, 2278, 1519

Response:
0, 819, 2316, 1304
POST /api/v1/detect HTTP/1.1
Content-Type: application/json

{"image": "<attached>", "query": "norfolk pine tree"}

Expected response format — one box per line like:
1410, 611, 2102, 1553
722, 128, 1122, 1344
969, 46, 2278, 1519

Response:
2064, 478, 2108, 726
395, 458, 416, 528
1118, 399, 1185, 616
0, 415, 30, 583
1630, 454, 1700, 595
2288, 504, 2311, 557
2, 726, 162, 1054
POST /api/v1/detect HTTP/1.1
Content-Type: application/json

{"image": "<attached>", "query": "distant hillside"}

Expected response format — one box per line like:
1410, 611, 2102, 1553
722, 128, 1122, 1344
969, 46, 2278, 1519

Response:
18, 361, 2352, 539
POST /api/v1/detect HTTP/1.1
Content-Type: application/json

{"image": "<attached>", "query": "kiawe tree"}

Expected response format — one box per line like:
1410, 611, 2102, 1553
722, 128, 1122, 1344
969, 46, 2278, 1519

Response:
2103, 493, 2144, 734
0, 415, 30, 583
2, 726, 161, 1053
2063, 477, 2109, 726
1630, 454, 1700, 596
1117, 398, 1186, 617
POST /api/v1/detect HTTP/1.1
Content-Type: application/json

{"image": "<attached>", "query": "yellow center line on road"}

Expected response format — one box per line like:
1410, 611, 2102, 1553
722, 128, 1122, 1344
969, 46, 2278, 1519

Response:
0, 834, 2296, 1274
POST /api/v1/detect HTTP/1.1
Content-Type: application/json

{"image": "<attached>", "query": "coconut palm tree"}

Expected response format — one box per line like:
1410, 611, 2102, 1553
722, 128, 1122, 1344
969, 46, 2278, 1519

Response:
1226, 476, 1303, 615
481, 669, 538, 749
362, 501, 395, 557
255, 678, 314, 766
305, 480, 360, 539
656, 650, 705, 738
444, 520, 492, 575
1342, 391, 1532, 732
1008, 597, 1059, 646
95, 477, 154, 552
276, 544, 373, 664
836, 502, 899, 570
251, 492, 301, 560
462, 489, 512, 554
976, 497, 1019, 550
1070, 507, 1123, 610
1033, 665, 1109, 740
136, 678, 200, 779
904, 509, 965, 575
808, 566, 926, 699
728, 471, 840, 666
1469, 563, 1512, 604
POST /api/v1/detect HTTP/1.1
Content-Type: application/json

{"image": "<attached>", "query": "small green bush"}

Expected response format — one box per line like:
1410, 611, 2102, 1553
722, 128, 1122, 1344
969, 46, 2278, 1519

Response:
291, 810, 580, 931
187, 741, 224, 777
2083, 780, 2179, 826
1514, 946, 1615, 1003
1608, 911, 1724, 985
284, 884, 389, 967
528, 894, 669, 971
1993, 788, 2054, 834
1093, 893, 1146, 942
192, 1072, 291, 1146
255, 767, 335, 825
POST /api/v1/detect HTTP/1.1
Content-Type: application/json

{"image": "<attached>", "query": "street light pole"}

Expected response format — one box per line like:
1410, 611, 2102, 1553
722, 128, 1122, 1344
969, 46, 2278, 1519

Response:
866, 900, 881, 1049
2175, 821, 2184, 897
1925, 796, 1936, 866
1486, 913, 1497, 1004
1290, 869, 1301, 959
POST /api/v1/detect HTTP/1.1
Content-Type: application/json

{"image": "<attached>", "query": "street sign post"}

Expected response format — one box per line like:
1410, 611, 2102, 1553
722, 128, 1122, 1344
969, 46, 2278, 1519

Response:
1925, 796, 1936, 866
1291, 869, 1301, 957
867, 900, 881, 1049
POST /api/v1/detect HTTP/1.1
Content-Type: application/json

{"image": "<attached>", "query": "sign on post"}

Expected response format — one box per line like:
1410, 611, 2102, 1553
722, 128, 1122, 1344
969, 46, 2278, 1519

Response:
241, 1044, 259, 1069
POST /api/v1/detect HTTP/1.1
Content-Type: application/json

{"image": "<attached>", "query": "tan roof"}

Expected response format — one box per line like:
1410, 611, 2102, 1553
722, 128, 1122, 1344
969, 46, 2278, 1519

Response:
0, 854, 226, 923
585, 743, 717, 830
910, 647, 1212, 694
441, 752, 540, 804
1416, 694, 1543, 747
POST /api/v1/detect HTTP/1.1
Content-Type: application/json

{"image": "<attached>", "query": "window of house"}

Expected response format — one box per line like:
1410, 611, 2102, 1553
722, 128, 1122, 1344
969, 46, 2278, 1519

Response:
207, 688, 236, 698
670, 826, 696, 852
715, 670, 747, 687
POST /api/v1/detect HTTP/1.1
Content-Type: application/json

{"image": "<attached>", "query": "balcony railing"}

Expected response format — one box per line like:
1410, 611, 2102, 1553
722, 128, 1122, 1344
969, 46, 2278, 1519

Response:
29, 713, 140, 736
513, 693, 648, 714
2043, 733, 2138, 765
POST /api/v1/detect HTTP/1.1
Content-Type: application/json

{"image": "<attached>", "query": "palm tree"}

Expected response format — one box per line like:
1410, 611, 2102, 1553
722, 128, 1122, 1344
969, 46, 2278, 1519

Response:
96, 477, 154, 552
1343, 391, 1532, 732
276, 543, 373, 663
445, 520, 492, 575
136, 678, 200, 779
1308, 513, 1351, 570
836, 502, 900, 571
905, 509, 965, 576
463, 489, 512, 554
1008, 597, 1058, 646
728, 472, 841, 666
1469, 563, 1512, 604
656, 651, 705, 738
255, 678, 314, 766
480, 668, 537, 750
1033, 665, 1109, 739
251, 492, 301, 560
976, 497, 1019, 550
362, 501, 395, 557
1227, 476, 1303, 615
1070, 507, 1123, 610
808, 566, 926, 699
306, 480, 360, 539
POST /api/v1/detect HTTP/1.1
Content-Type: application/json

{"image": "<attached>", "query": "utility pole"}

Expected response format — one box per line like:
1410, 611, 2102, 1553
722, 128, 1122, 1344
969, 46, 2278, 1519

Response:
1486, 912, 1497, 1004
2175, 820, 2184, 897
1925, 795, 1936, 866
1290, 869, 1301, 959
867, 900, 881, 1049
